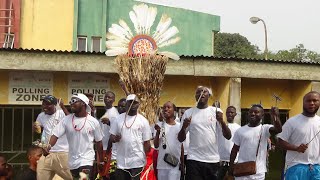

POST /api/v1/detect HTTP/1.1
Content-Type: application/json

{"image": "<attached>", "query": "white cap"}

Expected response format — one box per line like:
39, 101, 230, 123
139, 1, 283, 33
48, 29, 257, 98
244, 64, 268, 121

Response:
126, 94, 139, 102
216, 107, 223, 113
196, 86, 213, 96
72, 93, 92, 113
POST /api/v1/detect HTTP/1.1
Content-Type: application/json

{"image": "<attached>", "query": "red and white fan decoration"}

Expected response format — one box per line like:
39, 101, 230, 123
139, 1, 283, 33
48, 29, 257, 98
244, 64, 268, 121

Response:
105, 3, 180, 60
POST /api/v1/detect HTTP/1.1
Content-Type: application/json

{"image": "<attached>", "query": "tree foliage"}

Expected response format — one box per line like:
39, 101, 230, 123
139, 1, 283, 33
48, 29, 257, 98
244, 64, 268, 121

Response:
214, 33, 320, 62
257, 44, 320, 62
214, 32, 259, 58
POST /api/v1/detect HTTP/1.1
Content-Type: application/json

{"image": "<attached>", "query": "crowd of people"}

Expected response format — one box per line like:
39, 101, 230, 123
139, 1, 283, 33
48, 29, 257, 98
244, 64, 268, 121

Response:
0, 87, 320, 180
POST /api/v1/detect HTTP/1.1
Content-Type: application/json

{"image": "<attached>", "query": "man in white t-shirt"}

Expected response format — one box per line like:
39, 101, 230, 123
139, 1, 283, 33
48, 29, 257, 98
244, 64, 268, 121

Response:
217, 106, 241, 180
109, 94, 152, 180
84, 93, 97, 118
34, 95, 73, 180
46, 93, 104, 179
278, 91, 320, 180
101, 91, 119, 150
100, 91, 119, 179
117, 98, 127, 114
178, 86, 232, 180
229, 104, 282, 180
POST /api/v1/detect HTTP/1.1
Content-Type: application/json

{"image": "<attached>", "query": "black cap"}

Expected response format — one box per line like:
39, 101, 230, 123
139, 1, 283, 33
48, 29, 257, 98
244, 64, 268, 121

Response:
42, 95, 57, 105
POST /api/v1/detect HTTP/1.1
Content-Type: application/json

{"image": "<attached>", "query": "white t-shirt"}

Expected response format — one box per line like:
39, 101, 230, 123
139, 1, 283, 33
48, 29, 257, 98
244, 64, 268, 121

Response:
175, 118, 189, 155
277, 114, 320, 169
232, 124, 273, 174
156, 121, 182, 170
100, 107, 119, 150
109, 113, 152, 169
183, 132, 190, 155
110, 112, 122, 160
36, 109, 69, 152
175, 119, 190, 155
52, 114, 103, 169
218, 122, 241, 162
181, 106, 223, 163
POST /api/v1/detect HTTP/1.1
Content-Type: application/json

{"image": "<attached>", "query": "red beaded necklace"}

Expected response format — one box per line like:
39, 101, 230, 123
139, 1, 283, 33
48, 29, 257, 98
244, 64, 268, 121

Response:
72, 114, 87, 131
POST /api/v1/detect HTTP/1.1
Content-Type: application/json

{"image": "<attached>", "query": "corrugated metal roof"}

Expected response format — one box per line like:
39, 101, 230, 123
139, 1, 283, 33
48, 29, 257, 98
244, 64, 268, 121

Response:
180, 55, 320, 64
1, 48, 319, 65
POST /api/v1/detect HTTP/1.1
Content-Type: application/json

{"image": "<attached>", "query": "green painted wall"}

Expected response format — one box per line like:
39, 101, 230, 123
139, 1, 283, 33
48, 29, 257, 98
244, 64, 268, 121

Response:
73, 0, 107, 51
107, 0, 220, 56
74, 0, 220, 56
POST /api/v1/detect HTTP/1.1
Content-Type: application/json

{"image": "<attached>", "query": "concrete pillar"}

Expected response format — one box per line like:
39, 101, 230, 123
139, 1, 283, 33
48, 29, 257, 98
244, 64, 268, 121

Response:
289, 81, 312, 118
311, 81, 320, 116
229, 78, 241, 125
214, 77, 230, 116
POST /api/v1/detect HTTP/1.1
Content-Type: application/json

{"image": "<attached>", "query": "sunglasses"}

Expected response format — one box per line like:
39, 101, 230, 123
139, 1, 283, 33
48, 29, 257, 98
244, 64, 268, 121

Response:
69, 98, 81, 105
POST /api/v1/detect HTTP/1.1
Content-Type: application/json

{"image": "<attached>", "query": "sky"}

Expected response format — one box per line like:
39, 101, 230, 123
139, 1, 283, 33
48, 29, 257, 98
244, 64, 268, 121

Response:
136, 0, 320, 53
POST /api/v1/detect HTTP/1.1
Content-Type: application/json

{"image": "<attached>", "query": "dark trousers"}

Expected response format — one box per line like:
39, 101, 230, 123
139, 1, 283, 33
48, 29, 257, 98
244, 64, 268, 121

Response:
186, 160, 219, 180
217, 163, 229, 180
70, 165, 93, 179
114, 167, 143, 180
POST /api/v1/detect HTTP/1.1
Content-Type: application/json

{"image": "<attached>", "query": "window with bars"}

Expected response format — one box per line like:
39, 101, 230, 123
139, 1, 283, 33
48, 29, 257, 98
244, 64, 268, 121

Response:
77, 36, 87, 52
2, 34, 14, 48
241, 108, 288, 126
92, 37, 101, 52
0, 106, 42, 154
0, 105, 109, 153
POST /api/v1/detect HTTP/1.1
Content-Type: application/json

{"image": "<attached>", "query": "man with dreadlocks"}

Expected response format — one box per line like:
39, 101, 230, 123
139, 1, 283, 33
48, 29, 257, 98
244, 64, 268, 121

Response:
178, 86, 231, 180
109, 94, 152, 180
278, 91, 320, 179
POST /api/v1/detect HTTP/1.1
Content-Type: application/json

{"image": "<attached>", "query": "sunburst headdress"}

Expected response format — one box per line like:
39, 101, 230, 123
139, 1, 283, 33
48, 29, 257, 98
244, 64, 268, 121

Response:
105, 3, 180, 60
105, 3, 180, 124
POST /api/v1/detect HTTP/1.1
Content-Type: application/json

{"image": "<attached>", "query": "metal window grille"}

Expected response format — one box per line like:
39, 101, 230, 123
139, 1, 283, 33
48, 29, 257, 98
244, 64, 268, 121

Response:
0, 106, 42, 169
77, 36, 87, 52
0, 0, 14, 48
241, 108, 289, 126
92, 37, 101, 52
2, 33, 14, 48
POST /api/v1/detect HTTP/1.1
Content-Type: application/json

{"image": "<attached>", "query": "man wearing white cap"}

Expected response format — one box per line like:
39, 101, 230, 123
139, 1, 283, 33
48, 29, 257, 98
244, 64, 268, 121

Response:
109, 94, 152, 180
46, 93, 104, 179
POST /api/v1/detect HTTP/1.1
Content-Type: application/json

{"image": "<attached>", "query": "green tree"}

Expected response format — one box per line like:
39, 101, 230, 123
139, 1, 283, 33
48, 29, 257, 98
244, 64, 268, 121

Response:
253, 44, 320, 62
214, 32, 320, 61
214, 32, 259, 58
273, 44, 320, 62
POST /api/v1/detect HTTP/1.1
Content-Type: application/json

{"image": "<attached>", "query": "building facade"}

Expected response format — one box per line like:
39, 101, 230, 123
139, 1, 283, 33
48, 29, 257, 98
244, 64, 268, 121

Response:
0, 1, 319, 178
0, 0, 21, 48
73, 0, 220, 55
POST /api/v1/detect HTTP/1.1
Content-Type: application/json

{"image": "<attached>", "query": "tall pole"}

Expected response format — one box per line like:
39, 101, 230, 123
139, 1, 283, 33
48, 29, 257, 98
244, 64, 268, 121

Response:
260, 19, 268, 60
250, 17, 268, 60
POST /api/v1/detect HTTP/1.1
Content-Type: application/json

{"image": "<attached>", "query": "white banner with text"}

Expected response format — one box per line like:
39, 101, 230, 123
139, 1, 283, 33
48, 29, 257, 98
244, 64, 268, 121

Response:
68, 74, 110, 106
9, 72, 53, 104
